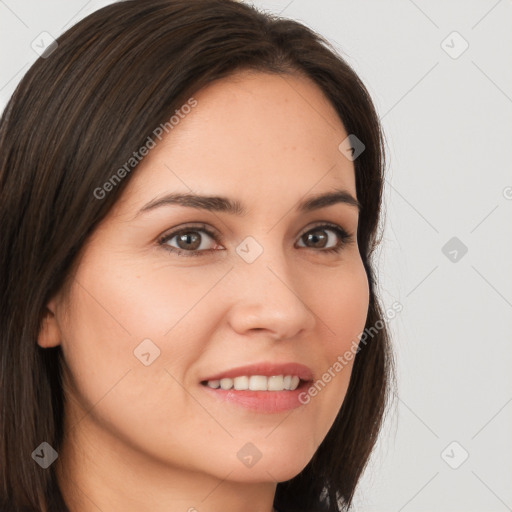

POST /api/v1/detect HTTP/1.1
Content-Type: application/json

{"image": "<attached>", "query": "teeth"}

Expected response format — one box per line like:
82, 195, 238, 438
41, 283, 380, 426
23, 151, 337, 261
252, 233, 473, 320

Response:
205, 375, 302, 391
249, 375, 267, 391
267, 375, 284, 391
220, 378, 233, 390
234, 376, 249, 390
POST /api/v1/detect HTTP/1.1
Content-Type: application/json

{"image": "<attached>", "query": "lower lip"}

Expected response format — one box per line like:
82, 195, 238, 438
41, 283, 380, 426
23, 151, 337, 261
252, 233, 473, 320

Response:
200, 380, 311, 413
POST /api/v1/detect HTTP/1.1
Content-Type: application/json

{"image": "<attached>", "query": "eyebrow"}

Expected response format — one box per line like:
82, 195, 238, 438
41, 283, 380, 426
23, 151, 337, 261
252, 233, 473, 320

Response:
134, 187, 361, 218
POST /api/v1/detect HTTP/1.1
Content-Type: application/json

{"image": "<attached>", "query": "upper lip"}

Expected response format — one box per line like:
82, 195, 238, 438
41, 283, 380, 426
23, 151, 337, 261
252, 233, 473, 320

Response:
201, 362, 314, 382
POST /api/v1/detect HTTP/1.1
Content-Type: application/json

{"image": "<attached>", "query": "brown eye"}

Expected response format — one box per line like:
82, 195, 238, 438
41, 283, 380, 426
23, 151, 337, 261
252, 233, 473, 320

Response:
296, 224, 353, 254
174, 231, 203, 250
159, 224, 222, 256
302, 229, 329, 249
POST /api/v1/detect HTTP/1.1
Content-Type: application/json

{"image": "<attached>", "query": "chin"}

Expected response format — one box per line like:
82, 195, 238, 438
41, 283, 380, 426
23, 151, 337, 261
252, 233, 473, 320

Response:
224, 448, 314, 484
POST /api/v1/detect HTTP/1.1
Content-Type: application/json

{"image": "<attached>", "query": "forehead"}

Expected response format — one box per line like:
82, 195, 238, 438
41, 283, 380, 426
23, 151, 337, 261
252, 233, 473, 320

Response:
117, 71, 356, 214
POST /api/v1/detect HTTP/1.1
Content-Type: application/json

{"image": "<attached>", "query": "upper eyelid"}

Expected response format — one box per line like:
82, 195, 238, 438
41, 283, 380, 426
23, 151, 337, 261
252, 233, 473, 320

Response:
158, 223, 218, 242
158, 221, 352, 246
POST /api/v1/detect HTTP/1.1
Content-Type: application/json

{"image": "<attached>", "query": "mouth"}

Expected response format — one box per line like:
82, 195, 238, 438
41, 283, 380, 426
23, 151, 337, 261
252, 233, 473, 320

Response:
199, 362, 314, 413
200, 374, 305, 391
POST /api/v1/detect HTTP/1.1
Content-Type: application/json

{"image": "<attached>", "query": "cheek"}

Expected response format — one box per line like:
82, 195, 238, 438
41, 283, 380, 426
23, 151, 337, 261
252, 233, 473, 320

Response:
319, 259, 370, 350
64, 249, 216, 349
57, 270, 211, 465
57, 255, 220, 417
302, 258, 369, 431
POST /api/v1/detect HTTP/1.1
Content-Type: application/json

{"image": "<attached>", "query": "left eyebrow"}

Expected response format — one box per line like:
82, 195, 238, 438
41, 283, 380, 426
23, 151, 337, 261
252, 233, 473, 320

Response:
133, 187, 361, 219
298, 189, 361, 213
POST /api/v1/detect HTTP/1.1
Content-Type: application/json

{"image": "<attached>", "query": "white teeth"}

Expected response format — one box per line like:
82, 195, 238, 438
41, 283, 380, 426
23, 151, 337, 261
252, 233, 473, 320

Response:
205, 375, 302, 391
233, 376, 249, 390
249, 375, 268, 391
220, 378, 233, 390
267, 375, 284, 391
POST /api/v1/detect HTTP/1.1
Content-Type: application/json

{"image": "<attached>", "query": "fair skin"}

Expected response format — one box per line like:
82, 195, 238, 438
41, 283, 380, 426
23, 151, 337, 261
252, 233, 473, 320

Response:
39, 70, 369, 512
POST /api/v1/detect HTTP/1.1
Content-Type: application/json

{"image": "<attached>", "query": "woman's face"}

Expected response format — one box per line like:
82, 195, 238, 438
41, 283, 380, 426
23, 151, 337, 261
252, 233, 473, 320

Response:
45, 71, 369, 484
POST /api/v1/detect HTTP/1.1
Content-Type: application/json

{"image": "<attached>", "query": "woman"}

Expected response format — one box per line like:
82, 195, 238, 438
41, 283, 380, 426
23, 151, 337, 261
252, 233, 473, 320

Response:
0, 0, 395, 510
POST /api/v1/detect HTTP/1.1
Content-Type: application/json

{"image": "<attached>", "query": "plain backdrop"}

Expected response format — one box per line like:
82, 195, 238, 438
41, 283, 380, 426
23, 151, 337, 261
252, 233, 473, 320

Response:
1, 1, 511, 510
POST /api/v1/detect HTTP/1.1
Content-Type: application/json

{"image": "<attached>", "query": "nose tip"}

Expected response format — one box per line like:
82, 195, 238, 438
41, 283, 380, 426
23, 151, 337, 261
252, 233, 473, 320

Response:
226, 261, 316, 340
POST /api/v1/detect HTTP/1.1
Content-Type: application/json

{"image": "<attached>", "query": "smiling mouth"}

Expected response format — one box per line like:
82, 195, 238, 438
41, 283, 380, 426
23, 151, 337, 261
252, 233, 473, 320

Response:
200, 374, 305, 391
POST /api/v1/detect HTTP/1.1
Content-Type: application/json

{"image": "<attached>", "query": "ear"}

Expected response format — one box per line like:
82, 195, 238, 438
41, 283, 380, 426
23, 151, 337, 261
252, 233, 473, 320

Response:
37, 297, 62, 348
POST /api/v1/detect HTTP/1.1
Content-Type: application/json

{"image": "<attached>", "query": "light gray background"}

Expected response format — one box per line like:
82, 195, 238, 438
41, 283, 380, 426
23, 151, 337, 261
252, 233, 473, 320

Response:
1, 1, 511, 510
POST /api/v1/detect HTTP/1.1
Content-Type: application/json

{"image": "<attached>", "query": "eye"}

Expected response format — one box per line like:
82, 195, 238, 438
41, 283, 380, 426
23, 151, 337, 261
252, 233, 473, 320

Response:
296, 223, 354, 254
158, 224, 222, 257
158, 222, 354, 257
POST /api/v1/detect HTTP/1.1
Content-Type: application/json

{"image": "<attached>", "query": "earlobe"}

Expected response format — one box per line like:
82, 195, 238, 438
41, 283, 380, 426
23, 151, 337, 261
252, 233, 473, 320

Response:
37, 299, 62, 348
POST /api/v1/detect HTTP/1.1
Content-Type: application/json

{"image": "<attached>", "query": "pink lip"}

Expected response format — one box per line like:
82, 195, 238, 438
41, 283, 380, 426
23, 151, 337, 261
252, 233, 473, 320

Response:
199, 362, 314, 414
200, 362, 314, 382
201, 381, 311, 413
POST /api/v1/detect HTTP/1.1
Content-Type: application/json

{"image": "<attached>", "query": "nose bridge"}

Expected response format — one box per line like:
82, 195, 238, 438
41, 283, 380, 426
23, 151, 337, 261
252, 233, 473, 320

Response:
226, 234, 316, 339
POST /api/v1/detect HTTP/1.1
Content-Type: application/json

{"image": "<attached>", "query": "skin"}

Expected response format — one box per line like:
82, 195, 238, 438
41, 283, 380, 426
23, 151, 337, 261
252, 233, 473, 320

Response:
38, 70, 369, 512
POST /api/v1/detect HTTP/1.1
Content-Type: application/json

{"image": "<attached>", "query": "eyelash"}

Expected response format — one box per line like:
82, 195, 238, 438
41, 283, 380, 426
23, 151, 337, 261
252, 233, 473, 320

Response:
158, 222, 354, 257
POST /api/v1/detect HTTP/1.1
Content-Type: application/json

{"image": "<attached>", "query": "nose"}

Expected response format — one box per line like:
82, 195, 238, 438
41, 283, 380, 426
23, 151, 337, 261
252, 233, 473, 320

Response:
225, 249, 316, 341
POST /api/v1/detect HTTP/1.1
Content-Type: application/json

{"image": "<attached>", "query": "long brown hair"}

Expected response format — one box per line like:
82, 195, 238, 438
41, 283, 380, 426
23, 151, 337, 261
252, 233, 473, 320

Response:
0, 1, 395, 510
